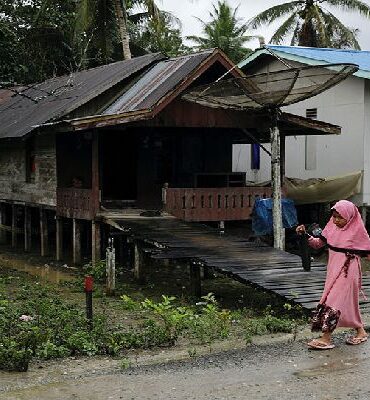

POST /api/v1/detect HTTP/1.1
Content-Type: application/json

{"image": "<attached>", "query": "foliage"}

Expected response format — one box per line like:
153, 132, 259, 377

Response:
187, 0, 253, 63
0, 0, 78, 84
244, 308, 296, 344
131, 13, 190, 57
248, 0, 370, 49
83, 259, 107, 283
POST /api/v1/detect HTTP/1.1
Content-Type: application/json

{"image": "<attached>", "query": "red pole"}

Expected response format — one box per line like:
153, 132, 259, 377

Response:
84, 275, 93, 329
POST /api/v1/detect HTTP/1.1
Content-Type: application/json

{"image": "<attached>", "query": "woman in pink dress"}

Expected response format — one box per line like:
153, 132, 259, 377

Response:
296, 200, 370, 350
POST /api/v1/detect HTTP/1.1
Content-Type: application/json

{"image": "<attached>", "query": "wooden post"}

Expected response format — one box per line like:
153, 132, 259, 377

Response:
0, 203, 6, 244
106, 238, 116, 296
189, 261, 201, 297
270, 110, 284, 250
91, 220, 101, 266
133, 241, 145, 284
12, 204, 17, 248
72, 218, 81, 265
40, 208, 49, 256
299, 234, 311, 271
91, 131, 100, 219
56, 217, 63, 261
361, 205, 367, 225
24, 206, 31, 252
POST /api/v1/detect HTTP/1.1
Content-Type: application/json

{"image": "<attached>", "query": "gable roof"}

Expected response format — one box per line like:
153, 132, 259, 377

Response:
0, 53, 165, 140
239, 45, 370, 80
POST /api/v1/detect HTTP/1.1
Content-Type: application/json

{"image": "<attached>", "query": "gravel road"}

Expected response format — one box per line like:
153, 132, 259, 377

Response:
1, 331, 369, 400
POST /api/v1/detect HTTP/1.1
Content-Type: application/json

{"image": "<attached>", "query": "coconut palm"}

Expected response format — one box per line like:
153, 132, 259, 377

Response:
75, 0, 162, 62
248, 0, 370, 49
187, 1, 253, 63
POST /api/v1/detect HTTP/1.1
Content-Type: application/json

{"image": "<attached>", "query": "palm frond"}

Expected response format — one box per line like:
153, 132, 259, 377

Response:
320, 8, 361, 49
270, 13, 299, 44
247, 1, 304, 29
323, 0, 370, 18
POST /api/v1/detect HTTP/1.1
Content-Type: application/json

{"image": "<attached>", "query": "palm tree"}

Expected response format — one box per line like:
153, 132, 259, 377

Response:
187, 1, 253, 63
248, 0, 370, 49
75, 0, 162, 62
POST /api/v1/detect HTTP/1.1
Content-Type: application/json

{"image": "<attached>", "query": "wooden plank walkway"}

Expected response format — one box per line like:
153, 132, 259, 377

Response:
110, 216, 370, 313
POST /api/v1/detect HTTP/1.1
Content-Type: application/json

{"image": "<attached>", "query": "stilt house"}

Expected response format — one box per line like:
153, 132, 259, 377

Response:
0, 49, 339, 264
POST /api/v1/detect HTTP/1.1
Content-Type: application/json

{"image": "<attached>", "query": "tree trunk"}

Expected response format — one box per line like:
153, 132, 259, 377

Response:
113, 0, 132, 59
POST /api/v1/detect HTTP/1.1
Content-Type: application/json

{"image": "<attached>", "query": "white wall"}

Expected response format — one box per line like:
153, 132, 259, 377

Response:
232, 72, 367, 204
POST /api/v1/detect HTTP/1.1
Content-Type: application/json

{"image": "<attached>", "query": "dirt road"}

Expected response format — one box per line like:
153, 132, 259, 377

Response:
1, 332, 369, 400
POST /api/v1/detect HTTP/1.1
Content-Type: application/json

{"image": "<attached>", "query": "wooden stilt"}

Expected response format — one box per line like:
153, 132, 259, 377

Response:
91, 220, 101, 266
189, 261, 201, 297
72, 218, 81, 265
40, 208, 48, 256
24, 206, 31, 252
0, 203, 6, 244
12, 204, 17, 248
106, 238, 115, 296
56, 217, 63, 261
361, 205, 367, 225
270, 111, 284, 250
133, 241, 145, 284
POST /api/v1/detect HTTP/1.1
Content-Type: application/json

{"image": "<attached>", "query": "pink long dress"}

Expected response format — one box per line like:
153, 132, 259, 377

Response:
308, 236, 364, 328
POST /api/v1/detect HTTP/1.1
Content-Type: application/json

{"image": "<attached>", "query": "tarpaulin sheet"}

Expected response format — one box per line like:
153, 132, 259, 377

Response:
252, 198, 298, 236
284, 170, 362, 205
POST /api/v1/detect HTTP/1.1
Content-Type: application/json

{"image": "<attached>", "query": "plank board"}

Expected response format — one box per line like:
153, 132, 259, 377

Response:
112, 217, 370, 313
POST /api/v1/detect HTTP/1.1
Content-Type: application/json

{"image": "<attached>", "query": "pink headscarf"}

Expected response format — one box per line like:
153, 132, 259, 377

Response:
322, 200, 370, 251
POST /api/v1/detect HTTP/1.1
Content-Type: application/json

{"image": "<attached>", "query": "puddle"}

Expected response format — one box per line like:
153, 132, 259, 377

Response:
0, 253, 76, 284
294, 357, 360, 378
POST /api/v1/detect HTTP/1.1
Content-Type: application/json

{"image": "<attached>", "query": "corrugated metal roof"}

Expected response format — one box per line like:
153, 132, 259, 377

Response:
239, 45, 370, 79
0, 53, 164, 139
104, 50, 214, 114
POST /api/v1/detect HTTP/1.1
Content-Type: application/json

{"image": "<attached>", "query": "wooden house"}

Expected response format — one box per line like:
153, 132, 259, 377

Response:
0, 49, 340, 264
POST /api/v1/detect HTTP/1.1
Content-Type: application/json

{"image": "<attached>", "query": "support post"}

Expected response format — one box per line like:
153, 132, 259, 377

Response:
189, 261, 201, 297
12, 204, 17, 248
0, 203, 6, 244
40, 208, 49, 256
72, 218, 81, 265
106, 238, 116, 296
24, 206, 31, 252
270, 109, 285, 250
133, 241, 145, 284
299, 234, 311, 271
91, 220, 101, 266
361, 205, 367, 225
56, 217, 63, 261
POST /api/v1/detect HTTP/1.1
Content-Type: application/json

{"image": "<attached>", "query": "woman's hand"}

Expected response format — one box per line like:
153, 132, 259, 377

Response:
296, 224, 306, 235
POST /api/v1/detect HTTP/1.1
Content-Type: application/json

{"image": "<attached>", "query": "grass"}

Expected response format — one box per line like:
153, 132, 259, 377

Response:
0, 255, 307, 372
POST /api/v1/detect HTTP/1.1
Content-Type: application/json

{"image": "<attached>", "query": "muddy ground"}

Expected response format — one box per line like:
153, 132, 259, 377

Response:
1, 245, 370, 399
1, 329, 370, 400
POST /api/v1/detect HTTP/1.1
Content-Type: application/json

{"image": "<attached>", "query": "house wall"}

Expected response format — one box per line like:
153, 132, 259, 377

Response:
234, 57, 367, 204
0, 134, 57, 206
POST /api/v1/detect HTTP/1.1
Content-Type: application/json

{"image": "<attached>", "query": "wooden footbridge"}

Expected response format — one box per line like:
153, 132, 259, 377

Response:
103, 213, 370, 313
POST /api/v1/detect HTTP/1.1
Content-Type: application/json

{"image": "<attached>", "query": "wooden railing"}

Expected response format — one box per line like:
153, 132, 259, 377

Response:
163, 186, 272, 222
56, 188, 98, 220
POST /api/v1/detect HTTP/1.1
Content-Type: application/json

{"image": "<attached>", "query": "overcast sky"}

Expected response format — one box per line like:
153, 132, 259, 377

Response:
160, 0, 370, 51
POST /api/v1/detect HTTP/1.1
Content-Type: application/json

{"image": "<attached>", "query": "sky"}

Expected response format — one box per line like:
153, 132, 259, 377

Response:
160, 0, 370, 51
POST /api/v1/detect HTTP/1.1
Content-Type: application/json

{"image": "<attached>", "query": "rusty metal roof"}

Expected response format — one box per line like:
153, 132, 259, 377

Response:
103, 50, 214, 114
0, 53, 164, 139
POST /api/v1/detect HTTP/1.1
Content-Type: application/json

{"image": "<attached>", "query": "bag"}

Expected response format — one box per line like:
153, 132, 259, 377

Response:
311, 303, 341, 333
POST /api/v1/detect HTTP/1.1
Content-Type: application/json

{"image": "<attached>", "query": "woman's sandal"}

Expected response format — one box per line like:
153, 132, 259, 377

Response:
307, 340, 335, 350
345, 335, 368, 345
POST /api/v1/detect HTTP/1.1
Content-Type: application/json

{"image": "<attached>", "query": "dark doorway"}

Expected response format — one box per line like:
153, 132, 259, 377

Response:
101, 131, 138, 201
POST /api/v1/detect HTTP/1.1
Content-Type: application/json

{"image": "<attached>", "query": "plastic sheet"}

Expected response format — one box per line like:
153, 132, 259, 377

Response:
252, 198, 298, 236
